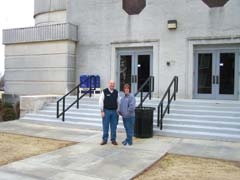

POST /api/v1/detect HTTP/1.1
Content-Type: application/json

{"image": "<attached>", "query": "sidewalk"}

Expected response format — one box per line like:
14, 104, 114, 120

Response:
0, 120, 240, 180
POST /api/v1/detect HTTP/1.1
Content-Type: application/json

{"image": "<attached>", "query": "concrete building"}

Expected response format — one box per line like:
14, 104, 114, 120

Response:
2, 0, 240, 103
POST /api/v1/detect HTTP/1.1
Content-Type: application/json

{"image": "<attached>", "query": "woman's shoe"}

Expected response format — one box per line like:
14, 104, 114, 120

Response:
122, 140, 127, 146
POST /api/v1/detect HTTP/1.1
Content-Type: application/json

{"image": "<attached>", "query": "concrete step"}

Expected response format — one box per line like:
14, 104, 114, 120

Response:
155, 129, 240, 142
165, 113, 240, 122
163, 118, 240, 129
163, 124, 240, 135
169, 109, 240, 117
20, 96, 240, 142
172, 99, 240, 106
171, 104, 240, 111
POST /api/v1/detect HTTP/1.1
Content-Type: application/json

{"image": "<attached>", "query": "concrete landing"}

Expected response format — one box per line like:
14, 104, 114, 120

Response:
0, 120, 240, 180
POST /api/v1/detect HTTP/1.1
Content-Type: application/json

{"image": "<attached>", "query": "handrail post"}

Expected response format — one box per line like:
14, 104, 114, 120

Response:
157, 106, 160, 127
174, 80, 176, 101
152, 76, 154, 92
174, 77, 177, 100
140, 91, 143, 107
89, 76, 92, 97
77, 85, 79, 109
62, 98, 65, 122
57, 101, 59, 118
160, 104, 163, 130
176, 76, 178, 92
167, 89, 170, 114
149, 80, 152, 100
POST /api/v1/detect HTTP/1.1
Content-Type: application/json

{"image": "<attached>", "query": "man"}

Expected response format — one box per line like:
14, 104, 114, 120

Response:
99, 80, 119, 145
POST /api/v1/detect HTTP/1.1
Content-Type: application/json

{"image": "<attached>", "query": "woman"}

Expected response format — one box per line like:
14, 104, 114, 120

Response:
119, 84, 136, 146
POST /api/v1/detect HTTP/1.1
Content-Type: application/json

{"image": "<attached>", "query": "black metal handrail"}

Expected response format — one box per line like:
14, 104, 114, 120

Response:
134, 76, 154, 107
157, 76, 178, 130
56, 75, 97, 121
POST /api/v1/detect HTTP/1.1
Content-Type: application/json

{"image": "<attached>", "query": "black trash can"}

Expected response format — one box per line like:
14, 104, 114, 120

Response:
134, 107, 155, 138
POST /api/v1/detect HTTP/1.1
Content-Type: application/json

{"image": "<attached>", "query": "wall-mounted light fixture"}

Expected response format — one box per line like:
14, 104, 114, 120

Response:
168, 20, 177, 30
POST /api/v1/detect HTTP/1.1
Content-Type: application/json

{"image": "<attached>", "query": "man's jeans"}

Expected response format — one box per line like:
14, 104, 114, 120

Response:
123, 117, 135, 145
102, 109, 118, 142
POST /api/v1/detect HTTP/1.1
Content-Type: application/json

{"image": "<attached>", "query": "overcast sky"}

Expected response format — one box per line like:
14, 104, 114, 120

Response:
0, 0, 34, 76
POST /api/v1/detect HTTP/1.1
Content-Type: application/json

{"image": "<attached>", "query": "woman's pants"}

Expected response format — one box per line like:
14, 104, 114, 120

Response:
123, 117, 135, 145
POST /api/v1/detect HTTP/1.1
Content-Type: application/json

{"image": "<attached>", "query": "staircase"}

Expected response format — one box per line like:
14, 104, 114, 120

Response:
157, 99, 240, 142
20, 96, 240, 142
21, 97, 113, 131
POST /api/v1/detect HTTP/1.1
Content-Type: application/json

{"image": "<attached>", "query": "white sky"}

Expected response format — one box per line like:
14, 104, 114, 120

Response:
0, 0, 34, 76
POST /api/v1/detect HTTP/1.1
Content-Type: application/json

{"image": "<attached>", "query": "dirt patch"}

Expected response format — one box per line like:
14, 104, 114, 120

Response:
0, 132, 76, 166
133, 153, 240, 180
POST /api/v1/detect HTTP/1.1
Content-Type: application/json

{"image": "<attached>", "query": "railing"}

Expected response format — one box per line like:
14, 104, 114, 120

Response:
157, 76, 178, 130
3, 23, 78, 45
56, 75, 97, 121
134, 76, 154, 107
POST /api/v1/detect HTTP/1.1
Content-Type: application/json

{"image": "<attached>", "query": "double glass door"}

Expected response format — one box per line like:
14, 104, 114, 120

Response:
117, 50, 152, 94
194, 50, 238, 100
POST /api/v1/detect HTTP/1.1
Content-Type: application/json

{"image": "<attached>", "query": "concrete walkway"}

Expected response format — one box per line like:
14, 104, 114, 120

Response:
0, 120, 240, 180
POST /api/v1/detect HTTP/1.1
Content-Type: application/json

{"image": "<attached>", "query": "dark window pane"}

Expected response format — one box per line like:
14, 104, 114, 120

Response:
219, 53, 235, 94
120, 55, 132, 91
138, 55, 150, 92
198, 54, 212, 94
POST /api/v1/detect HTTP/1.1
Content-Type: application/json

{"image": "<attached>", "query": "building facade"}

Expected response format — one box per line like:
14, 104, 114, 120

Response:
2, 0, 240, 101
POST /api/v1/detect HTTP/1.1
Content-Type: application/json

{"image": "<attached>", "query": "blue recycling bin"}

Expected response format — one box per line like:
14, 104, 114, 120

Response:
89, 75, 95, 88
95, 75, 100, 88
80, 75, 101, 94
88, 75, 100, 88
80, 75, 89, 88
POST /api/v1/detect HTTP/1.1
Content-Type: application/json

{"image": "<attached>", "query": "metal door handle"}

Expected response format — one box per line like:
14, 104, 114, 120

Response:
212, 75, 215, 84
216, 76, 219, 84
131, 75, 138, 83
132, 75, 136, 83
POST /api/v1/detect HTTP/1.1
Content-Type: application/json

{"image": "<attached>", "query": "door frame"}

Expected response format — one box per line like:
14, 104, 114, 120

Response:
194, 49, 239, 100
116, 48, 153, 94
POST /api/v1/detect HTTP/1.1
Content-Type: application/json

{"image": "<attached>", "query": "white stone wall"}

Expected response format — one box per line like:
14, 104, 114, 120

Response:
35, 11, 67, 26
4, 41, 76, 95
20, 95, 59, 117
68, 0, 240, 98
34, 0, 67, 26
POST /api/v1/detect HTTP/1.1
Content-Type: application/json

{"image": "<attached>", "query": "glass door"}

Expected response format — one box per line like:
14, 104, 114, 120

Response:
217, 52, 236, 99
194, 50, 238, 100
137, 54, 150, 92
119, 54, 133, 92
117, 50, 152, 95
196, 53, 213, 97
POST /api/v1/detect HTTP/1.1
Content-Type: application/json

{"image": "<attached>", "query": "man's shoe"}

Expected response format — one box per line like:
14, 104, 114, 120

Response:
100, 141, 107, 145
112, 141, 118, 145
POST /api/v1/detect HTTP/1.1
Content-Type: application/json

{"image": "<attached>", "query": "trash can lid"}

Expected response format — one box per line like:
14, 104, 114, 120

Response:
135, 107, 155, 111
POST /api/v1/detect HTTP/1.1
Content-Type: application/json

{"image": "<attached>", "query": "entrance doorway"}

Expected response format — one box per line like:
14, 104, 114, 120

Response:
194, 49, 238, 100
117, 49, 153, 94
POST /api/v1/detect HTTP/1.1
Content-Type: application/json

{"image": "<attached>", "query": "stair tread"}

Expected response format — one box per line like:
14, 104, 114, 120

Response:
21, 117, 125, 128
166, 113, 239, 119
164, 118, 240, 125
163, 124, 240, 131
158, 129, 240, 138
